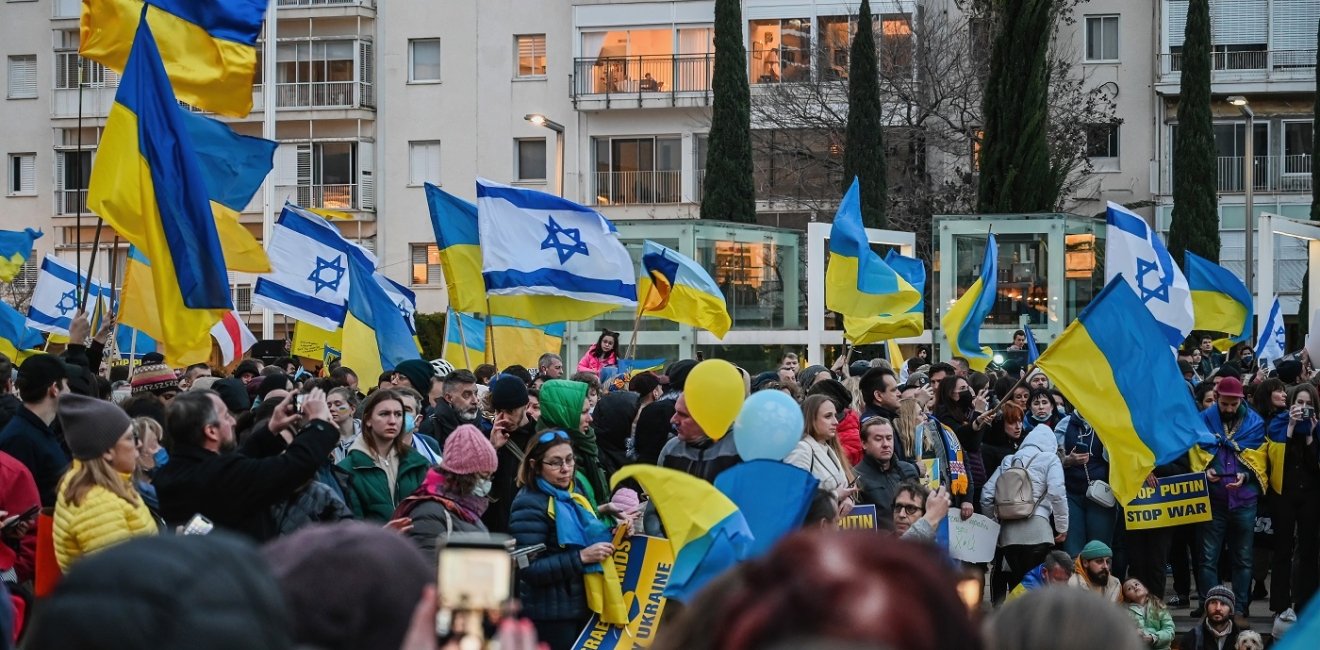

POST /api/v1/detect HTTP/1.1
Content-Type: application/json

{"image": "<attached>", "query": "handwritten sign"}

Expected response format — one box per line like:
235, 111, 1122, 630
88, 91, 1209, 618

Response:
946, 513, 1000, 563
839, 504, 879, 531
1124, 472, 1212, 530
573, 535, 674, 650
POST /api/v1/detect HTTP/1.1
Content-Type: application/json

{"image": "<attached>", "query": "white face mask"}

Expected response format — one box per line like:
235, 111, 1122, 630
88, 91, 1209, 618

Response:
473, 478, 493, 498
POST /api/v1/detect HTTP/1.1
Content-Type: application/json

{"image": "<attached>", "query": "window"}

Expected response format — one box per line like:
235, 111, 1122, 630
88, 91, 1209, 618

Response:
409, 39, 441, 82
749, 19, 811, 83
411, 244, 442, 286
55, 149, 91, 214
1283, 121, 1312, 175
7, 55, 37, 99
274, 40, 368, 108
517, 138, 547, 181
1085, 124, 1119, 158
8, 153, 35, 196
1085, 16, 1119, 62
593, 136, 682, 205
815, 14, 914, 82
232, 284, 252, 312
516, 34, 546, 77
408, 141, 441, 186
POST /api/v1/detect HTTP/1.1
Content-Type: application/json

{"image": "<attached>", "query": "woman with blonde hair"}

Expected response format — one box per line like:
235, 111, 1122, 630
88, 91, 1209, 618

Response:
785, 395, 857, 512
53, 394, 158, 571
894, 396, 928, 467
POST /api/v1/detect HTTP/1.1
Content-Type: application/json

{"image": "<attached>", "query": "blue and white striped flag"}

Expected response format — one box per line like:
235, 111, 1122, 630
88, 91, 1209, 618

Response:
1104, 202, 1193, 347
477, 178, 637, 324
1255, 295, 1285, 368
252, 203, 360, 331
26, 255, 111, 335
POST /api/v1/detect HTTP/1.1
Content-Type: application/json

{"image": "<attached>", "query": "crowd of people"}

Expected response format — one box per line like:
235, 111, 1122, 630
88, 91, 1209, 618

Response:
0, 315, 1313, 649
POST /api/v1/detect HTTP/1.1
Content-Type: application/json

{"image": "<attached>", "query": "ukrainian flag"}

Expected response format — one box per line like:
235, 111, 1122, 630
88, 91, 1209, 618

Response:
115, 323, 156, 359
0, 300, 43, 362
424, 184, 487, 314
0, 229, 41, 282
80, 0, 267, 117
843, 250, 926, 344
826, 178, 921, 321
612, 465, 753, 602
490, 316, 565, 370
1035, 278, 1211, 506
183, 109, 275, 273
88, 19, 231, 366
638, 240, 731, 339
941, 234, 998, 372
1185, 252, 1253, 343
443, 309, 487, 370
291, 321, 342, 362
341, 253, 422, 383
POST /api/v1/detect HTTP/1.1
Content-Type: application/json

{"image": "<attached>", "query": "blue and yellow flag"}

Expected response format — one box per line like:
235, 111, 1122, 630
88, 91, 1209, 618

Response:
443, 310, 565, 371
843, 249, 926, 344
826, 178, 921, 321
0, 229, 41, 282
87, 18, 232, 365
424, 184, 487, 314
1185, 252, 1253, 343
115, 323, 157, 359
291, 321, 342, 363
1035, 278, 1212, 506
1024, 325, 1041, 363
639, 240, 731, 339
341, 254, 422, 383
80, 0, 267, 117
183, 109, 275, 273
0, 300, 43, 361
612, 465, 753, 602
941, 233, 998, 372
443, 309, 487, 370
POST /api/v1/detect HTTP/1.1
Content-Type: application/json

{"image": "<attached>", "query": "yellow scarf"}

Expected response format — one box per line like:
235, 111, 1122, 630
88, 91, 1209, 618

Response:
547, 493, 628, 625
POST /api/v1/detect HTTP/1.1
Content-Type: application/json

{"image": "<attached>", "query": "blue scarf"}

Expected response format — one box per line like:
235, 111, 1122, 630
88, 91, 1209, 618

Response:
1199, 405, 1265, 452
536, 477, 611, 572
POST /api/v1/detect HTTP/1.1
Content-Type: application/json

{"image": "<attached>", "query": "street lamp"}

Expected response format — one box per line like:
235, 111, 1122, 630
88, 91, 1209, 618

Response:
1227, 96, 1255, 312
524, 113, 565, 197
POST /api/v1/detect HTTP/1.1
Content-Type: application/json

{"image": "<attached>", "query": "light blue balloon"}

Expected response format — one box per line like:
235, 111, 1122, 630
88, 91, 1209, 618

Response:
733, 389, 804, 461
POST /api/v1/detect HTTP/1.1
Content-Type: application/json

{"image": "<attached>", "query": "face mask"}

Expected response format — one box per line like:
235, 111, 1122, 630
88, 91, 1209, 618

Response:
957, 393, 974, 408
473, 478, 492, 498
403, 413, 415, 434
152, 448, 169, 468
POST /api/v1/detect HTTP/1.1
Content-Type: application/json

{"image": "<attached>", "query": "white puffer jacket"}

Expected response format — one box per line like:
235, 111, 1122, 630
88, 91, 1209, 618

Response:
980, 424, 1069, 534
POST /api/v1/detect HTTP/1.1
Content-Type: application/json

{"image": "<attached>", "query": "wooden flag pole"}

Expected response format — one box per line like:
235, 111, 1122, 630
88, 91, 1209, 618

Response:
485, 300, 498, 369
627, 283, 656, 363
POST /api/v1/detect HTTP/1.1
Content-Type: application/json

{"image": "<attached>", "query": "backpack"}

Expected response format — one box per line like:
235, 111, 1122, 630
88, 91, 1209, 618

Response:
993, 452, 1047, 521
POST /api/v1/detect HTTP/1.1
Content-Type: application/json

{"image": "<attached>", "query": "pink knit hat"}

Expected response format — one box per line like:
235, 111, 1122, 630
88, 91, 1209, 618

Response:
439, 424, 498, 475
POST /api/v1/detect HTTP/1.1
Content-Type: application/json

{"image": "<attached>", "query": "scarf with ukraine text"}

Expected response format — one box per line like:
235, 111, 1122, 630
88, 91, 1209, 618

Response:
538, 478, 627, 624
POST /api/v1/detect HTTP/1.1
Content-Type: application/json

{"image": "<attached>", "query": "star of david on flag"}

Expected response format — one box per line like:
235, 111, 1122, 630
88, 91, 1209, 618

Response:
1104, 202, 1193, 347
309, 255, 346, 294
1255, 296, 1285, 368
542, 216, 590, 263
27, 255, 112, 335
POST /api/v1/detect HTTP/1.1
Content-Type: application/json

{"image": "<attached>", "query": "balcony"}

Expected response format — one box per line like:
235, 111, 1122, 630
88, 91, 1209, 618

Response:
256, 81, 374, 110
56, 189, 88, 216
1157, 49, 1316, 89
594, 170, 682, 206
1161, 155, 1313, 195
277, 0, 373, 6
571, 55, 713, 110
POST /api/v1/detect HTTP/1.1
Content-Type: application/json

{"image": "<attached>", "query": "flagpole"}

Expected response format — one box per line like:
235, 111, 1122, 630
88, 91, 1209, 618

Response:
259, 0, 277, 341
78, 220, 105, 311
485, 300, 498, 369
627, 283, 655, 363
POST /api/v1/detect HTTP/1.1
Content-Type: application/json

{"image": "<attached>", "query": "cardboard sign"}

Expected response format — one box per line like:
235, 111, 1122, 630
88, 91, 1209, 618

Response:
946, 513, 1000, 563
839, 504, 879, 531
573, 535, 674, 650
1123, 472, 1213, 530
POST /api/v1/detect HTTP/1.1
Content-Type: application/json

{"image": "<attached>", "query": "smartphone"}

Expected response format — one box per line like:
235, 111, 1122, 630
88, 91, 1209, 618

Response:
182, 513, 214, 536
295, 393, 307, 412
1, 505, 40, 531
437, 533, 515, 611
1304, 406, 1315, 420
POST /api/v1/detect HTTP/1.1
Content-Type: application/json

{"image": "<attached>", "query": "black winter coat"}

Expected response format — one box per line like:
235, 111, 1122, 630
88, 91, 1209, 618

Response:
508, 484, 589, 622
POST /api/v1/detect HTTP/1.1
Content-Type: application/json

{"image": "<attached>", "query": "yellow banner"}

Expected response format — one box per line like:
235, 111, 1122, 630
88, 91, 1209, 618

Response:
291, 321, 342, 361
573, 535, 673, 650
1123, 472, 1213, 530
839, 504, 879, 531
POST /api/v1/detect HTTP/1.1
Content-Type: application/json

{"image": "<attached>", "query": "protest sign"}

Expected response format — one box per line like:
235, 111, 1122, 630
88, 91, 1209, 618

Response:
839, 504, 879, 531
1123, 472, 1212, 530
573, 535, 674, 650
946, 513, 999, 563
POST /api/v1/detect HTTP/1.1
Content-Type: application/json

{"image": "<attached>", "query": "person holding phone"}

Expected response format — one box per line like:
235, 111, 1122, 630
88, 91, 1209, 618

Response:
1265, 382, 1320, 616
52, 394, 158, 571
785, 395, 858, 515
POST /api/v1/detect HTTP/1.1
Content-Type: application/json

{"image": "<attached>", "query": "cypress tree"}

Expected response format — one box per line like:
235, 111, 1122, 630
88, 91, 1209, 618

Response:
1166, 0, 1220, 266
843, 0, 887, 228
976, 0, 1056, 213
700, 0, 755, 223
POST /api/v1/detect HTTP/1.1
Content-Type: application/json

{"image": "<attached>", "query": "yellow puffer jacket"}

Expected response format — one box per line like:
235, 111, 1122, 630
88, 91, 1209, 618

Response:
53, 467, 159, 571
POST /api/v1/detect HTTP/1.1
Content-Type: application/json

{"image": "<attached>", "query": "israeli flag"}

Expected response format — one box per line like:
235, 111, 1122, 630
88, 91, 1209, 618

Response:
252, 203, 364, 331
27, 255, 110, 335
1104, 202, 1193, 347
378, 275, 418, 335
476, 178, 637, 308
1255, 296, 1285, 368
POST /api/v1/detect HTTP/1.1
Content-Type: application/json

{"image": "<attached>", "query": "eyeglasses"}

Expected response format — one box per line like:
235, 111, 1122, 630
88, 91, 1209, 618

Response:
538, 430, 570, 444
541, 457, 576, 469
892, 503, 924, 517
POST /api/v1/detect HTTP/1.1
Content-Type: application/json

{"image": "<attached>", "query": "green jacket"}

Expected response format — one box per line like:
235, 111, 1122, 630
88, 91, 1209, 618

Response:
1126, 602, 1174, 650
338, 447, 430, 522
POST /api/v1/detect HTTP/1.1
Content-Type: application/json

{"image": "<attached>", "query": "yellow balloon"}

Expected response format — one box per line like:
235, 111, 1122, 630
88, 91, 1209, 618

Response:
683, 359, 745, 440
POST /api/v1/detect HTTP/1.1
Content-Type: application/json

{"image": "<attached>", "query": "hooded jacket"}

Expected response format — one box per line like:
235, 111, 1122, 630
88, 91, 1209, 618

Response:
576, 345, 618, 375
593, 391, 639, 478
538, 380, 609, 500
1125, 601, 1174, 649
981, 424, 1069, 537
53, 466, 159, 571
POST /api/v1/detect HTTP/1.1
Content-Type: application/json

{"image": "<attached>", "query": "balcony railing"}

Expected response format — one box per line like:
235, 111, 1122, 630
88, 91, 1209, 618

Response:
296, 184, 358, 210
594, 170, 682, 205
276, 0, 374, 7
56, 189, 88, 216
572, 55, 714, 100
256, 81, 374, 109
1158, 49, 1316, 79
1165, 155, 1312, 194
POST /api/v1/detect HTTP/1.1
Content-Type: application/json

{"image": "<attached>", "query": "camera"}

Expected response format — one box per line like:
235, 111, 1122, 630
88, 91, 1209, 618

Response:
1303, 406, 1314, 420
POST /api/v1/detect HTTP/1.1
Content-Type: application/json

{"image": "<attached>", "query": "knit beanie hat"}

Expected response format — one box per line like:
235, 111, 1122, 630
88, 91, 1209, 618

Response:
1277, 359, 1303, 384
1205, 584, 1235, 610
798, 365, 830, 391
212, 378, 252, 413
1078, 540, 1112, 561
393, 359, 436, 393
131, 363, 179, 396
665, 359, 697, 392
610, 487, 641, 516
438, 424, 498, 475
490, 374, 529, 411
58, 393, 132, 460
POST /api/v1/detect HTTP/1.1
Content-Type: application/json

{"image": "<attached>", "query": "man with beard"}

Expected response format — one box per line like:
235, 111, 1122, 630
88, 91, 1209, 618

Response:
1180, 585, 1245, 650
1067, 540, 1121, 602
482, 375, 535, 534
1191, 376, 1266, 624
154, 389, 338, 541
429, 369, 481, 443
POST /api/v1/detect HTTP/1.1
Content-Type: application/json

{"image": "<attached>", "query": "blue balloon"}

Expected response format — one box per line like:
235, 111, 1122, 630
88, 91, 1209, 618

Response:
732, 389, 804, 460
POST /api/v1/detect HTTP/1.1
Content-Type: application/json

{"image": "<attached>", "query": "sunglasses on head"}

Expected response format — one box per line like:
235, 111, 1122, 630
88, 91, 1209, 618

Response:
538, 430, 570, 444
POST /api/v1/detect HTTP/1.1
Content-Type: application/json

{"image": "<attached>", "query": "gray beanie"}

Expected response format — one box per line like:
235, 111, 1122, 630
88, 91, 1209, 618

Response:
58, 393, 132, 460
